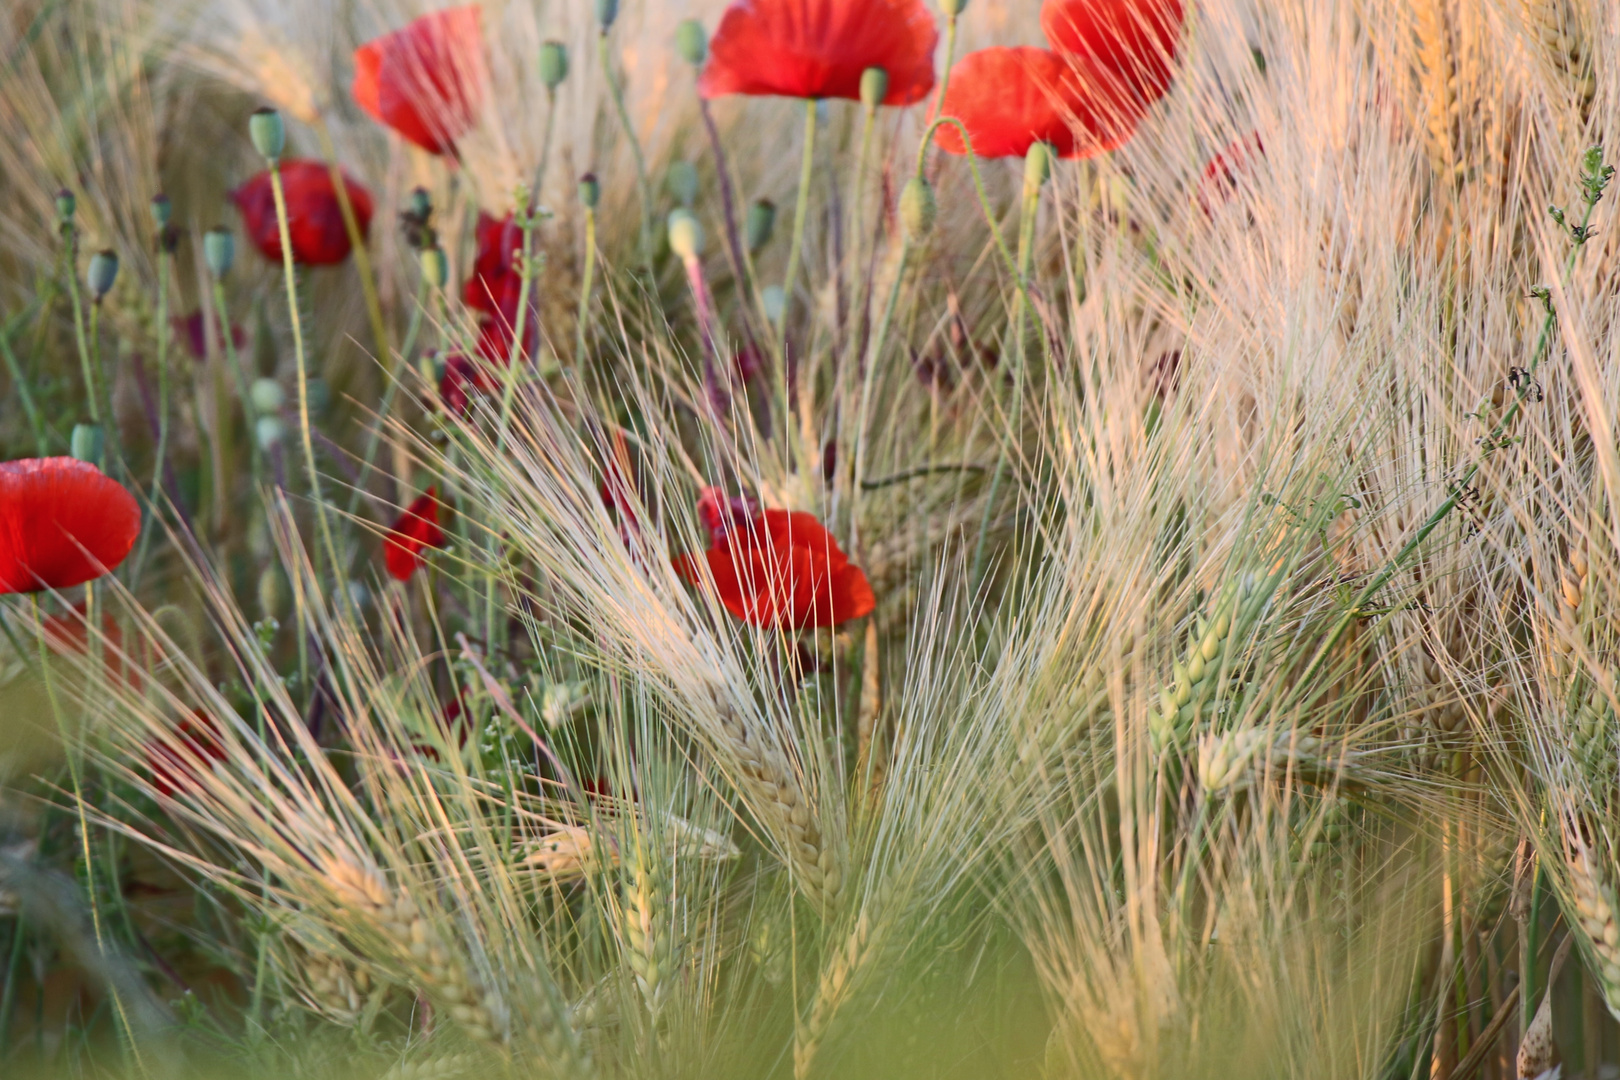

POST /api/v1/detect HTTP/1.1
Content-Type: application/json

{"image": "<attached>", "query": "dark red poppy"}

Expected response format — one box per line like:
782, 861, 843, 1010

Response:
352, 6, 484, 156
146, 709, 227, 798
1197, 131, 1264, 215
462, 212, 538, 361
42, 604, 145, 689
232, 161, 375, 267
938, 46, 1132, 159
675, 506, 875, 629
173, 311, 246, 362
0, 458, 140, 595
696, 486, 758, 545
699, 0, 938, 105
384, 488, 448, 581
438, 353, 495, 416
1041, 0, 1184, 117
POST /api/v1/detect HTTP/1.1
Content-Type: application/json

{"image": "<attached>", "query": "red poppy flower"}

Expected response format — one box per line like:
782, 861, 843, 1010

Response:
696, 486, 758, 545
146, 709, 227, 798
173, 311, 246, 362
462, 212, 538, 361
437, 353, 496, 417
352, 6, 485, 155
384, 488, 448, 581
0, 458, 140, 595
1041, 0, 1184, 114
938, 46, 1134, 159
675, 507, 875, 629
1196, 131, 1264, 215
699, 0, 938, 106
232, 161, 375, 267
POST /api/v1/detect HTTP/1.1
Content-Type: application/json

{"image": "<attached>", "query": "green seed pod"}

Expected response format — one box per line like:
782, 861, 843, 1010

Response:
257, 565, 287, 620
55, 188, 76, 222
249, 107, 286, 162
745, 198, 776, 252
420, 246, 449, 289
594, 0, 618, 30
675, 19, 707, 67
255, 415, 287, 450
859, 67, 889, 111
87, 250, 119, 301
250, 377, 286, 415
667, 208, 704, 260
667, 161, 699, 208
204, 228, 235, 277
1024, 141, 1052, 191
940, 0, 968, 15
579, 173, 601, 210
70, 423, 105, 466
150, 193, 173, 229
899, 176, 936, 241
538, 40, 569, 91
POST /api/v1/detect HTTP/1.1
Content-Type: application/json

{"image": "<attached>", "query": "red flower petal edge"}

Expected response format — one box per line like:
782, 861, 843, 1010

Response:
1041, 0, 1184, 114
385, 488, 448, 581
699, 0, 938, 106
352, 5, 485, 155
232, 160, 375, 267
938, 46, 1137, 160
0, 458, 140, 595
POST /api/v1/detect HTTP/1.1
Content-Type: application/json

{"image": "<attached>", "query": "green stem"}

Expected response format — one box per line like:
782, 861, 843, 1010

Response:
131, 253, 173, 583
576, 208, 597, 366
850, 240, 911, 551
929, 15, 959, 124
497, 207, 540, 449
536, 88, 558, 198
347, 273, 428, 538
780, 98, 819, 354
1523, 864, 1545, 1030
213, 281, 260, 489
847, 103, 877, 353
598, 32, 653, 268
66, 232, 99, 425
315, 122, 391, 377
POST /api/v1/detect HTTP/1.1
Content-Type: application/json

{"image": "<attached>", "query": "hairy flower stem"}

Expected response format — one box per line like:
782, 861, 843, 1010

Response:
700, 99, 751, 309
599, 32, 654, 270
780, 99, 819, 360
496, 202, 540, 451
0, 316, 47, 453
929, 14, 959, 125
845, 102, 877, 362
315, 122, 389, 373
65, 230, 100, 425
268, 163, 342, 585
851, 240, 911, 553
536, 88, 558, 198
576, 206, 598, 365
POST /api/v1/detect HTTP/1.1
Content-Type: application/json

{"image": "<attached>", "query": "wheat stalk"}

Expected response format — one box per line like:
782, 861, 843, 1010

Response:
619, 858, 673, 1018
1517, 0, 1596, 112
1565, 838, 1620, 1019
1412, 0, 1460, 180
793, 910, 872, 1080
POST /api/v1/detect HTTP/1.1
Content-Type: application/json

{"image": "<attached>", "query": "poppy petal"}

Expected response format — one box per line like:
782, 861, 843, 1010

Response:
938, 46, 1138, 160
1041, 0, 1184, 114
0, 458, 140, 595
232, 161, 374, 266
351, 6, 485, 155
384, 488, 447, 581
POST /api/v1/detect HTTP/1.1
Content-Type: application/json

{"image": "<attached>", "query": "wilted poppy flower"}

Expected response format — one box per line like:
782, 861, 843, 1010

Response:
384, 488, 448, 581
1042, 0, 1184, 116
675, 506, 875, 629
352, 5, 485, 155
1197, 131, 1264, 215
0, 458, 140, 595
173, 311, 246, 362
232, 161, 375, 266
938, 46, 1131, 159
699, 0, 938, 106
146, 709, 227, 798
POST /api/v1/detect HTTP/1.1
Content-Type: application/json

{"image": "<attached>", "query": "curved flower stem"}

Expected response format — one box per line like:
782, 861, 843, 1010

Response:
776, 98, 819, 453
576, 205, 598, 366
496, 203, 540, 450
846, 102, 878, 353
598, 31, 654, 270
65, 231, 99, 425
315, 120, 390, 373
850, 239, 911, 554
929, 13, 959, 125
212, 280, 260, 489
267, 163, 340, 580
535, 88, 559, 198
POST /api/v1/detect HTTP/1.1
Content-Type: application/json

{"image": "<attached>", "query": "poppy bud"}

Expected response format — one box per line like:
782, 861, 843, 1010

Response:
408, 186, 433, 221
249, 377, 285, 415
579, 173, 601, 210
667, 209, 704, 260
1024, 141, 1052, 191
55, 188, 76, 222
538, 40, 569, 91
70, 423, 105, 466
150, 194, 173, 229
249, 107, 286, 162
940, 0, 968, 15
899, 177, 936, 241
675, 19, 707, 67
761, 285, 786, 324
667, 161, 699, 208
594, 0, 618, 31
746, 198, 776, 252
347, 580, 371, 611
204, 228, 235, 277
255, 415, 287, 450
420, 246, 448, 289
87, 250, 119, 301
860, 67, 888, 111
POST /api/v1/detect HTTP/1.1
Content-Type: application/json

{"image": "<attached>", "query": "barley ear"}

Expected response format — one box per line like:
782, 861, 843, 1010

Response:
793, 910, 872, 1080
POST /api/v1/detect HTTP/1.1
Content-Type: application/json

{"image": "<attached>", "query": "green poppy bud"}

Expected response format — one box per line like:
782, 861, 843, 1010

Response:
408, 186, 433, 220
250, 377, 285, 415
860, 67, 888, 111
538, 40, 569, 91
939, 0, 968, 15
55, 188, 76, 222
899, 176, 936, 241
255, 415, 287, 450
579, 173, 601, 210
595, 0, 618, 30
675, 19, 707, 67
420, 246, 449, 289
761, 285, 786, 324
150, 193, 173, 229
347, 580, 371, 611
746, 198, 776, 252
204, 228, 235, 277
1024, 141, 1052, 191
667, 161, 699, 208
667, 208, 704, 261
249, 107, 286, 162
87, 250, 119, 301
70, 423, 105, 466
